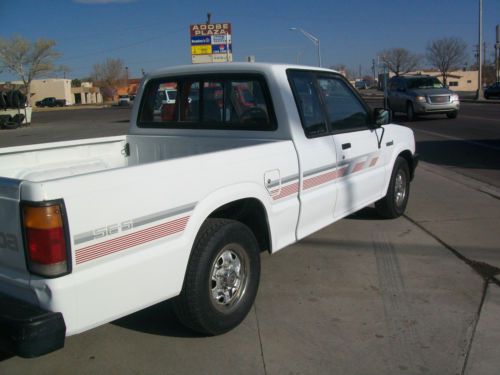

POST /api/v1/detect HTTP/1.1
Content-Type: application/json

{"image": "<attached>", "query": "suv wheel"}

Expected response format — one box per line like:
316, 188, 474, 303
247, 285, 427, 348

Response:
406, 102, 416, 121
446, 111, 458, 119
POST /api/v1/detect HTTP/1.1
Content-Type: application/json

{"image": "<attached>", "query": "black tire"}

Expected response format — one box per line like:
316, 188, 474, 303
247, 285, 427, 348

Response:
446, 111, 458, 119
174, 218, 260, 335
375, 157, 410, 219
406, 102, 416, 121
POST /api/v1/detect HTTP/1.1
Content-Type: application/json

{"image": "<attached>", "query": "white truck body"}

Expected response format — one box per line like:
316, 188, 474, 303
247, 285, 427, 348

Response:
0, 63, 417, 357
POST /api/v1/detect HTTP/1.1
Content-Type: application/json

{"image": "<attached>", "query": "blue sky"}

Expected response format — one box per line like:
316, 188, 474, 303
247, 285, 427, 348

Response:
1, 0, 499, 80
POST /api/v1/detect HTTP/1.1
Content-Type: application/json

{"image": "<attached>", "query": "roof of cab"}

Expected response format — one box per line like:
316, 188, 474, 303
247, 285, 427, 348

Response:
146, 63, 337, 79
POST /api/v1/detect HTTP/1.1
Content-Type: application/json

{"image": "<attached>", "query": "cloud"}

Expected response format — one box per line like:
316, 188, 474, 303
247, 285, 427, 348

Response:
74, 0, 136, 4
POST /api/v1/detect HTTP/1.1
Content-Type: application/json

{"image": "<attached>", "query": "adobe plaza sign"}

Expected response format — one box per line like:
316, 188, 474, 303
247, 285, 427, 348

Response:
190, 23, 232, 64
190, 23, 231, 36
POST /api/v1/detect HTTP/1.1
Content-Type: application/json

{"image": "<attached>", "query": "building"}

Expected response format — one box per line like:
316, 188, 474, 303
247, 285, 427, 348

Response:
30, 79, 74, 105
409, 70, 478, 92
0, 79, 103, 106
72, 82, 103, 105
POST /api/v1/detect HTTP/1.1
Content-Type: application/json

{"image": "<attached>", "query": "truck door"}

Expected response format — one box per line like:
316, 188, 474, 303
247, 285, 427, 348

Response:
314, 75, 386, 217
287, 71, 339, 240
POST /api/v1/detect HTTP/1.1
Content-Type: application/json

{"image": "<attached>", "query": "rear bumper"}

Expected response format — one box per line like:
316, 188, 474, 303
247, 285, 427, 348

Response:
0, 292, 66, 358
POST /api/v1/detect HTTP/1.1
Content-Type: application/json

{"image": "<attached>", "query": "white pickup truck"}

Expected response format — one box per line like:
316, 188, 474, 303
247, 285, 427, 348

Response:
0, 63, 417, 357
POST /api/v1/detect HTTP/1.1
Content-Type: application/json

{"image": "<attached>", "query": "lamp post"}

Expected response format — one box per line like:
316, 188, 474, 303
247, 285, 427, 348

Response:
289, 27, 321, 67
477, 0, 484, 100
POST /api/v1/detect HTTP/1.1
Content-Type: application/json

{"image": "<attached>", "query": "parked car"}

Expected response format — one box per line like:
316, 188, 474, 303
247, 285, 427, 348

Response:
118, 95, 131, 106
0, 63, 417, 358
35, 97, 66, 107
387, 75, 460, 120
354, 80, 368, 90
484, 82, 500, 99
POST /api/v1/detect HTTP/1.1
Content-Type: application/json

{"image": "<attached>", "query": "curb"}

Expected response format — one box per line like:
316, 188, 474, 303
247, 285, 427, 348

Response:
418, 161, 500, 200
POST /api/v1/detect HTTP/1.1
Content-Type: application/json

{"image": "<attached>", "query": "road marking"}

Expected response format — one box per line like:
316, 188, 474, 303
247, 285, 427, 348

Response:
414, 128, 500, 152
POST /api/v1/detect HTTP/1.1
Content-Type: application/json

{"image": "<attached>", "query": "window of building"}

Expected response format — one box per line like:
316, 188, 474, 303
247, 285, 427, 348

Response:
449, 81, 459, 87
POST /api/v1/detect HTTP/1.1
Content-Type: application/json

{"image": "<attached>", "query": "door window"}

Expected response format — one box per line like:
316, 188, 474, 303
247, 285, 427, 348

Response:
316, 76, 370, 133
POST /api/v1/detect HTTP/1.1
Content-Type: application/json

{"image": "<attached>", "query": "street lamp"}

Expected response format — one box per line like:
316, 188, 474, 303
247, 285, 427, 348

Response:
477, 0, 484, 100
289, 27, 322, 67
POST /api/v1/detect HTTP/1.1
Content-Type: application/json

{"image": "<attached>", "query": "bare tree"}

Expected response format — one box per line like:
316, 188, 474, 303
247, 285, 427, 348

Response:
426, 37, 467, 86
379, 48, 421, 76
0, 35, 61, 104
91, 58, 127, 101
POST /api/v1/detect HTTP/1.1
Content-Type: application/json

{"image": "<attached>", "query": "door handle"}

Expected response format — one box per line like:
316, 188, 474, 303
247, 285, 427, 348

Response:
342, 143, 351, 150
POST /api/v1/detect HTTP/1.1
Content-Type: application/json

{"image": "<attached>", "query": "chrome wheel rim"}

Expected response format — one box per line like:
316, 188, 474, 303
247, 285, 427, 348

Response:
394, 169, 407, 208
210, 244, 249, 313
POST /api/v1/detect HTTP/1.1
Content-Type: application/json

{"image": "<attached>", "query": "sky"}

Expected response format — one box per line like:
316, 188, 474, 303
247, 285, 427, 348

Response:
1, 0, 499, 80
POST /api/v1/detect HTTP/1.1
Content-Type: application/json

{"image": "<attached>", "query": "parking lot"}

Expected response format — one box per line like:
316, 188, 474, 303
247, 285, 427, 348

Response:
1, 104, 499, 374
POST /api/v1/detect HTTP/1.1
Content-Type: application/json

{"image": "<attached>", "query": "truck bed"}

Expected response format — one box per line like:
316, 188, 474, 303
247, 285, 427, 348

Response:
0, 134, 275, 183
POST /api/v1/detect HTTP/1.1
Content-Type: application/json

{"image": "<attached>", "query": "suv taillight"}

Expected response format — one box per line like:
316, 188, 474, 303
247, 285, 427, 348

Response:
22, 201, 70, 277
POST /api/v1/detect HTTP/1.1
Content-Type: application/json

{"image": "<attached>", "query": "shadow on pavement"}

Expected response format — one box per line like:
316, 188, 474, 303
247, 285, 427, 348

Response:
112, 299, 202, 338
416, 139, 500, 170
0, 351, 13, 362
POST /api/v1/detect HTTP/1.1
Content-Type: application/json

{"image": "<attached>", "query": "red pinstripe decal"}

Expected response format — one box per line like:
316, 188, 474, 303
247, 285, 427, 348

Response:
75, 216, 189, 264
272, 155, 379, 199
352, 161, 365, 173
272, 182, 299, 201
303, 165, 348, 190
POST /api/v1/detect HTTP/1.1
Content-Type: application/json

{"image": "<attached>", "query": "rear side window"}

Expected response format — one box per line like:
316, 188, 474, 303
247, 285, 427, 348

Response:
288, 71, 328, 137
139, 75, 275, 131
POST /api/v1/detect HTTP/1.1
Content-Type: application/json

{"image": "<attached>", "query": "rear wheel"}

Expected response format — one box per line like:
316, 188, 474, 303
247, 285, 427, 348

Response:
376, 157, 410, 219
174, 219, 260, 335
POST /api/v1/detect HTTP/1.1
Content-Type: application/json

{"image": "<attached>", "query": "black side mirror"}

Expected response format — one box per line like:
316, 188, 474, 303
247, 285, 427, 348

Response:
373, 108, 391, 127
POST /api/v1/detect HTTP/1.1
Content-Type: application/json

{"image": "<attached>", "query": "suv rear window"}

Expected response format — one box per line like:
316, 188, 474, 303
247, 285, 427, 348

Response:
138, 74, 276, 131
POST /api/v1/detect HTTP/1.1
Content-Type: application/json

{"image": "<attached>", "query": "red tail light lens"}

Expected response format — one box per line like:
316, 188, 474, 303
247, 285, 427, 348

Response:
22, 202, 70, 277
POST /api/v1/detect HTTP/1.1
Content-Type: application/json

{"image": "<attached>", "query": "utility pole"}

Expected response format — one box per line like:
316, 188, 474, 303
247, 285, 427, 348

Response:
206, 12, 211, 24
496, 25, 500, 83
477, 0, 484, 99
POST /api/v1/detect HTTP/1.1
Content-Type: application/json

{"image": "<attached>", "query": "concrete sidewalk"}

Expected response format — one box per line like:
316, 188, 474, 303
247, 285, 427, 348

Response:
1, 165, 499, 375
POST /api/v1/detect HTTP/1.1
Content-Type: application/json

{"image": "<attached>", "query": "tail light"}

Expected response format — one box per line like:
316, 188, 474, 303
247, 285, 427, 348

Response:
21, 201, 71, 277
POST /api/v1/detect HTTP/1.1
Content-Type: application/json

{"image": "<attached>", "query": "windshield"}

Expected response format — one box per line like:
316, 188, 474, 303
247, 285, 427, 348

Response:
407, 77, 443, 89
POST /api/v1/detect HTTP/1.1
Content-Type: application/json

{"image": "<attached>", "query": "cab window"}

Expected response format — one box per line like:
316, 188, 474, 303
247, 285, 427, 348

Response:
139, 75, 275, 131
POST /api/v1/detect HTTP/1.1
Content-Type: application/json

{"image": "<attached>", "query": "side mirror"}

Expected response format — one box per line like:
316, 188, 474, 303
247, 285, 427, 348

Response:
373, 108, 391, 127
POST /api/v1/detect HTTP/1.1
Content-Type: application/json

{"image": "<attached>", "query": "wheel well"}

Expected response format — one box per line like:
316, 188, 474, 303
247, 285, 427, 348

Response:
398, 150, 415, 180
208, 198, 271, 253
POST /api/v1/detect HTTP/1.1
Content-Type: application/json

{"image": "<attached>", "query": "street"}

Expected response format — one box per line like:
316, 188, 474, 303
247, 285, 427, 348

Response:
0, 102, 499, 374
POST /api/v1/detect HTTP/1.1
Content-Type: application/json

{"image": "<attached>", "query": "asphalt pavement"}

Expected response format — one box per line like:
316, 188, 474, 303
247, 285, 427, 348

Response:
0, 105, 499, 374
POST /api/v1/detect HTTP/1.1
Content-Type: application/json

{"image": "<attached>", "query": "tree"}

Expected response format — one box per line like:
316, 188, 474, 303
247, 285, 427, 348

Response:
426, 37, 468, 86
90, 58, 126, 101
379, 48, 421, 76
0, 35, 61, 104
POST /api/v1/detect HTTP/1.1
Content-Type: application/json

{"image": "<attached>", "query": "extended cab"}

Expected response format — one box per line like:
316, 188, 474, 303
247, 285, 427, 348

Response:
0, 63, 417, 357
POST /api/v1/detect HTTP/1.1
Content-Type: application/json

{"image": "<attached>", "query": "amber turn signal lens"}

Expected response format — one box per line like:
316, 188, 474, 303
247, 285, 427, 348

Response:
23, 205, 63, 230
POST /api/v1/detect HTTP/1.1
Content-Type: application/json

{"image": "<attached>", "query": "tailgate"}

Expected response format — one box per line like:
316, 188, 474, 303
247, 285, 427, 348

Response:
0, 177, 28, 274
